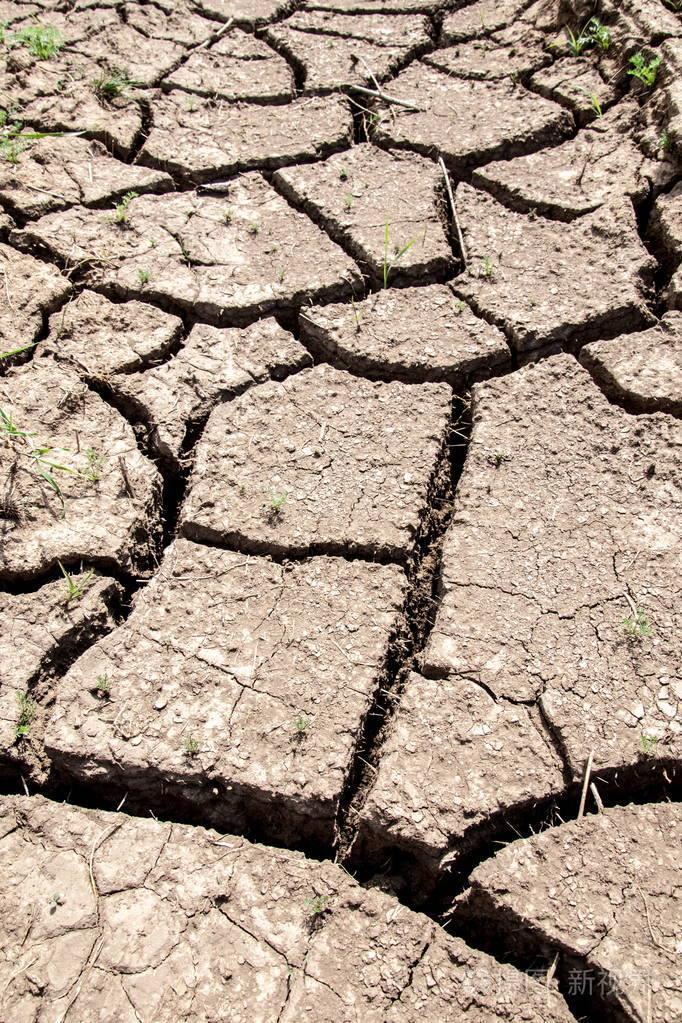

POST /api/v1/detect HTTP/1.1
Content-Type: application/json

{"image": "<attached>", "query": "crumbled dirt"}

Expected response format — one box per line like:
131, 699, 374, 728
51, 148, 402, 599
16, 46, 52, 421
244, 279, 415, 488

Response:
0, 572, 118, 776
299, 284, 510, 385
140, 93, 353, 182
580, 312, 682, 416
473, 103, 659, 220
0, 134, 172, 219
451, 184, 656, 352
273, 143, 453, 286
0, 794, 575, 1023
164, 28, 295, 101
371, 63, 573, 173
41, 289, 184, 377
14, 175, 362, 323
454, 803, 681, 1023
353, 670, 565, 892
421, 355, 682, 778
263, 11, 431, 92
113, 318, 311, 468
180, 364, 451, 559
0, 357, 162, 580
424, 27, 550, 81
530, 57, 619, 124
44, 538, 408, 845
0, 242, 70, 355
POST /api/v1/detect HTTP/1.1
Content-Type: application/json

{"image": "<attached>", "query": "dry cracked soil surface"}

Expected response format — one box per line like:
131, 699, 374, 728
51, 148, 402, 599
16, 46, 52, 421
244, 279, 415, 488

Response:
0, 0, 680, 1020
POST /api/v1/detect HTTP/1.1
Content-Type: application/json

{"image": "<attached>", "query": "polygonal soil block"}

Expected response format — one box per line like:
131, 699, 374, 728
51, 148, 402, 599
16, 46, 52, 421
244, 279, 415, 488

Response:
0, 242, 70, 355
455, 804, 681, 1023
580, 312, 682, 417
273, 144, 453, 286
140, 93, 353, 182
648, 180, 682, 270
0, 358, 162, 580
299, 284, 510, 385
353, 671, 565, 891
440, 0, 533, 42
263, 11, 431, 92
14, 175, 362, 323
44, 539, 408, 846
422, 356, 682, 778
424, 28, 550, 81
451, 184, 655, 352
113, 318, 311, 468
0, 795, 576, 1023
181, 365, 451, 559
530, 57, 618, 124
192, 0, 296, 26
310, 0, 434, 11
43, 290, 184, 377
0, 572, 118, 774
164, 28, 294, 100
0, 134, 172, 219
371, 63, 573, 173
473, 104, 656, 220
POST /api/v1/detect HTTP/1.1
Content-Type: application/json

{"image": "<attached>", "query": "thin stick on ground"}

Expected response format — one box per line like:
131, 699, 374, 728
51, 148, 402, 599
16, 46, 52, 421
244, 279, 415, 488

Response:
439, 156, 467, 269
589, 781, 604, 812
352, 84, 424, 112
577, 750, 594, 819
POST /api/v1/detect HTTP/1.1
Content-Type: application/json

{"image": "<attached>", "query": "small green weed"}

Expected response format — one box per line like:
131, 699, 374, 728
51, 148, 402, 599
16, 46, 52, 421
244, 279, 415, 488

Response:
660, 129, 672, 151
343, 192, 354, 211
0, 406, 75, 516
586, 91, 603, 118
183, 734, 200, 757
137, 268, 150, 285
59, 562, 94, 603
93, 67, 140, 101
305, 894, 330, 917
16, 691, 37, 738
82, 447, 105, 482
223, 209, 233, 224
294, 714, 312, 737
640, 733, 659, 756
109, 190, 138, 226
264, 488, 288, 520
382, 223, 415, 289
621, 608, 652, 642
479, 255, 497, 279
247, 221, 260, 235
628, 52, 662, 87
453, 300, 466, 314
48, 892, 65, 913
585, 17, 611, 52
14, 24, 64, 60
95, 674, 111, 699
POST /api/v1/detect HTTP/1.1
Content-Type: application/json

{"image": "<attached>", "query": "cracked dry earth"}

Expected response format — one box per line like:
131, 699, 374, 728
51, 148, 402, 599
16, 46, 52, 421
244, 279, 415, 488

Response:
0, 0, 681, 1020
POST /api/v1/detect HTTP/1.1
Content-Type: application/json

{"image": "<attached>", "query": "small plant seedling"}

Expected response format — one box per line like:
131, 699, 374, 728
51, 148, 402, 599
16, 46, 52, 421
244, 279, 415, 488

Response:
48, 892, 65, 913
640, 733, 659, 756
343, 192, 354, 211
95, 674, 111, 699
621, 608, 652, 642
14, 24, 64, 60
16, 691, 37, 738
223, 209, 233, 224
628, 52, 662, 87
479, 255, 497, 279
587, 91, 603, 118
660, 129, 672, 151
93, 68, 140, 101
453, 300, 465, 314
110, 191, 138, 226
382, 223, 415, 289
489, 450, 511, 467
305, 894, 330, 917
137, 268, 150, 285
264, 488, 289, 520
562, 26, 589, 57
350, 295, 363, 330
0, 406, 74, 516
585, 17, 611, 52
294, 714, 312, 738
247, 221, 260, 235
82, 447, 105, 482
183, 735, 200, 757
59, 562, 94, 603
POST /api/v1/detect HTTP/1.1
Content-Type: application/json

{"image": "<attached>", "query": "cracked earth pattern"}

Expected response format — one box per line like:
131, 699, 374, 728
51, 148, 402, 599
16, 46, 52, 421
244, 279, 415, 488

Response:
0, 0, 680, 1020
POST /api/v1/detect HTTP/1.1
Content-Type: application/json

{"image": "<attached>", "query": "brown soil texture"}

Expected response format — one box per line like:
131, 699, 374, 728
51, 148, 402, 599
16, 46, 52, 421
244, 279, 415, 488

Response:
1, 0, 681, 1018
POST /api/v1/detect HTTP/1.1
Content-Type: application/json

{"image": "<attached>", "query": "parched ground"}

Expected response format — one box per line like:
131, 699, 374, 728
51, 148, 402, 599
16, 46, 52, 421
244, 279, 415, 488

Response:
0, 0, 680, 1021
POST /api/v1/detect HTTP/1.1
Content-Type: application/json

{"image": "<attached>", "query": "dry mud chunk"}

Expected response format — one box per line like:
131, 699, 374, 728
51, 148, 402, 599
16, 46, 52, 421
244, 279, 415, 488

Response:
45, 540, 408, 845
0, 358, 161, 580
440, 0, 534, 42
580, 312, 682, 417
452, 184, 655, 352
181, 365, 451, 559
299, 284, 510, 385
310, 0, 434, 10
473, 104, 657, 220
372, 63, 572, 173
422, 356, 682, 776
43, 290, 183, 377
354, 672, 564, 890
456, 804, 681, 1023
530, 57, 618, 123
0, 573, 117, 772
0, 242, 70, 354
141, 93, 352, 182
0, 795, 576, 1023
649, 180, 682, 270
14, 176, 361, 322
192, 0, 295, 26
263, 11, 430, 91
273, 144, 453, 286
0, 135, 171, 219
424, 28, 550, 80
114, 318, 311, 468
164, 28, 294, 100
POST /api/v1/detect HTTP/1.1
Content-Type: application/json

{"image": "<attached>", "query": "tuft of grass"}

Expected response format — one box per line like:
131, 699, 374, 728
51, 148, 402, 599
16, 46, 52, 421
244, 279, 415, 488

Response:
59, 562, 94, 603
247, 221, 260, 235
294, 714, 312, 737
479, 255, 497, 279
640, 733, 659, 756
621, 608, 652, 642
93, 67, 140, 101
109, 190, 138, 226
81, 447, 105, 482
264, 488, 289, 520
183, 734, 200, 757
382, 223, 415, 289
305, 894, 330, 917
628, 52, 662, 87
16, 691, 37, 738
0, 406, 75, 516
14, 24, 64, 60
660, 129, 672, 152
137, 268, 150, 285
95, 674, 111, 699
